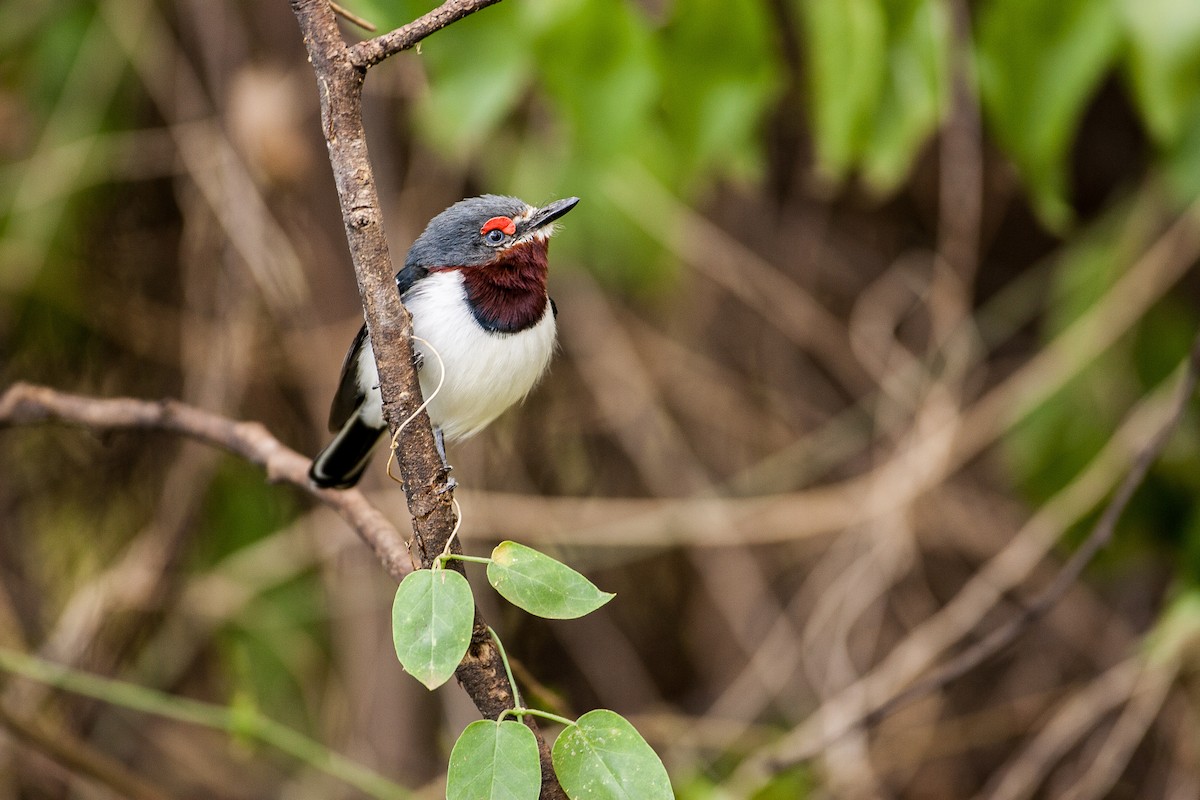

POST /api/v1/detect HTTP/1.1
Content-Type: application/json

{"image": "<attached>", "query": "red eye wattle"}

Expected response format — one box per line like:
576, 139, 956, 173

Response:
481, 216, 516, 237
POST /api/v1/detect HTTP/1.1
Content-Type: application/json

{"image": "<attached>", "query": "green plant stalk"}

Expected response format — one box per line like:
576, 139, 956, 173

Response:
486, 629, 578, 728
0, 647, 411, 800
487, 626, 523, 712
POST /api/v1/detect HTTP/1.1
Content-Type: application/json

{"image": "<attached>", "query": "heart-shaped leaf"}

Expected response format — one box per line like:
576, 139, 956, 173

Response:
392, 569, 474, 690
487, 542, 614, 620
552, 710, 673, 800
447, 719, 542, 800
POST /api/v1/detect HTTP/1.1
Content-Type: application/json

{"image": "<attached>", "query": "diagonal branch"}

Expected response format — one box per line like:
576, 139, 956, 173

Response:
0, 382, 415, 581
0, 701, 171, 800
858, 330, 1200, 729
760, 329, 1200, 775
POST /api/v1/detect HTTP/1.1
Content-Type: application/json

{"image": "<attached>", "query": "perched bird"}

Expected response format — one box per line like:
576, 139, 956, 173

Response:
309, 194, 579, 488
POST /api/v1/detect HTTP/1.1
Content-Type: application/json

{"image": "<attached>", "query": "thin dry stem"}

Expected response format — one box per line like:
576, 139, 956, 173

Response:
330, 1, 377, 31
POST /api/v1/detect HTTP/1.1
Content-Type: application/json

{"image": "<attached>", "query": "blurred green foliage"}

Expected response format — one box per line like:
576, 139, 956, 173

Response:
803, 0, 1200, 224
976, 0, 1121, 228
10, 0, 1200, 287
347, 0, 1200, 273
798, 0, 948, 191
356, 0, 781, 285
197, 461, 303, 568
4, 0, 1200, 285
674, 763, 812, 800
1123, 0, 1200, 149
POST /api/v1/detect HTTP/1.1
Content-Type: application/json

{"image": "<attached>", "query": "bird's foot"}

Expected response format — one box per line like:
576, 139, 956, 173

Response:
431, 428, 455, 494
433, 428, 451, 470
435, 472, 458, 495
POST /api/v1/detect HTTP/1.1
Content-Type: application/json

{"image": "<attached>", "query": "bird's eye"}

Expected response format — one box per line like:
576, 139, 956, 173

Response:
480, 215, 516, 245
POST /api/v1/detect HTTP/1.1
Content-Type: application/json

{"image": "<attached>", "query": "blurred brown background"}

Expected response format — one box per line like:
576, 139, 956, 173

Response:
3, 0, 1200, 797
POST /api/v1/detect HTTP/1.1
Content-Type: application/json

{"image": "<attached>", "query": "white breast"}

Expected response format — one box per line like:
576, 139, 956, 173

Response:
356, 271, 556, 440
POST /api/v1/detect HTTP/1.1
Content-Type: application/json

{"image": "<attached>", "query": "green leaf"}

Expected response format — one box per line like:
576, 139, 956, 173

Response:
392, 569, 474, 690
532, 0, 658, 159
1120, 0, 1200, 204
486, 542, 614, 620
976, 0, 1121, 229
797, 0, 949, 193
1120, 0, 1200, 146
552, 710, 673, 800
447, 719, 542, 800
658, 0, 782, 180
1160, 102, 1200, 203
861, 0, 950, 192
411, 2, 534, 157
797, 0, 888, 182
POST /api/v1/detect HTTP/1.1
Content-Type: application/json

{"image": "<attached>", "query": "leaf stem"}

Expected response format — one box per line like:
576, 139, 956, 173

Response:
517, 708, 577, 728
487, 626, 523, 712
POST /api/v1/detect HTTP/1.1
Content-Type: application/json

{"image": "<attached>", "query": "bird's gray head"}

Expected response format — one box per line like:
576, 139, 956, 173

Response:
405, 194, 580, 270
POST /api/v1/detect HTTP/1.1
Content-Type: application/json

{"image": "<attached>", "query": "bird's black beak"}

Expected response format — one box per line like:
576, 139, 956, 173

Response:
525, 196, 580, 231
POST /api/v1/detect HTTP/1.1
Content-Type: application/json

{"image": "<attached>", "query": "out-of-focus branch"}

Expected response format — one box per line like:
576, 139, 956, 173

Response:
0, 646, 410, 800
0, 702, 170, 800
0, 382, 414, 581
860, 332, 1200, 727
935, 0, 983, 297
750, 329, 1200, 779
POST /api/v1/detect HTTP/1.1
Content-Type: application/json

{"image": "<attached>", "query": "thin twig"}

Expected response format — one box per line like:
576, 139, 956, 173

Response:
330, 1, 377, 31
349, 0, 502, 68
860, 331, 1200, 729
978, 657, 1145, 800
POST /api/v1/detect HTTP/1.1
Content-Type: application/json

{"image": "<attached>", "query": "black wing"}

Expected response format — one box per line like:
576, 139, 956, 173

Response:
326, 264, 428, 432
396, 262, 425, 295
327, 323, 368, 432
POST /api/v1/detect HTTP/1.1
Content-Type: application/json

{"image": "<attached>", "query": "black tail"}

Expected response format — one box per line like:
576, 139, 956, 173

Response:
309, 414, 385, 489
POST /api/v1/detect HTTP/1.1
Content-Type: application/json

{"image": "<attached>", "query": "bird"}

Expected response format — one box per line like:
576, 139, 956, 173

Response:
309, 194, 579, 489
